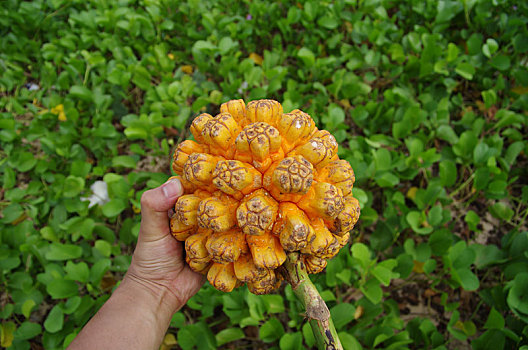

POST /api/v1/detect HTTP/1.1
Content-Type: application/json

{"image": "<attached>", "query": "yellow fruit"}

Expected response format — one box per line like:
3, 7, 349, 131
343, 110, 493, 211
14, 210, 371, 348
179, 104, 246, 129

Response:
170, 99, 360, 294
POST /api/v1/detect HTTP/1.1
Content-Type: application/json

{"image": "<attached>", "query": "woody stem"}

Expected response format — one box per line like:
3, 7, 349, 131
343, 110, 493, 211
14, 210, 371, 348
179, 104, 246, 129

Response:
282, 253, 343, 350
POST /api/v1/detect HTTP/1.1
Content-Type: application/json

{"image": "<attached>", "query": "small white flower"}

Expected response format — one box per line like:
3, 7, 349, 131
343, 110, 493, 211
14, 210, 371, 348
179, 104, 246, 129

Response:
81, 181, 110, 208
237, 81, 249, 95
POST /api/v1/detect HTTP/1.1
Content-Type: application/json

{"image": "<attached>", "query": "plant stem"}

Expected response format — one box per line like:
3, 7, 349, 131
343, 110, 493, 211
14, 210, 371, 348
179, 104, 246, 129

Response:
282, 253, 343, 350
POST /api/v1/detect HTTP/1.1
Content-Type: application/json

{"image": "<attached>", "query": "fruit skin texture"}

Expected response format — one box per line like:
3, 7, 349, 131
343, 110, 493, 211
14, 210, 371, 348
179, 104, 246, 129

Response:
170, 99, 360, 294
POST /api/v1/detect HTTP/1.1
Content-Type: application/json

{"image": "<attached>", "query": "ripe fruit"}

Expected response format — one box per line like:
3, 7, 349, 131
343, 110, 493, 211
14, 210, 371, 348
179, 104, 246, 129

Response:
170, 99, 360, 294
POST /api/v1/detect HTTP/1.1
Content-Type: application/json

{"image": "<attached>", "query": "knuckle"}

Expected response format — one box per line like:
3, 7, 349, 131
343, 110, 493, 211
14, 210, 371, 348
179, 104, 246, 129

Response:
140, 189, 156, 209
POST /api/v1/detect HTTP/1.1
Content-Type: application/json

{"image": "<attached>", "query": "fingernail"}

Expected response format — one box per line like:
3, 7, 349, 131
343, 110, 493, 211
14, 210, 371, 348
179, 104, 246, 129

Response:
162, 178, 183, 199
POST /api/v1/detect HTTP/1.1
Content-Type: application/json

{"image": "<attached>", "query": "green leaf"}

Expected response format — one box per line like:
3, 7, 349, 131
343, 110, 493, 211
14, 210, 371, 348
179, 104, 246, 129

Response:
14, 152, 37, 172
45, 243, 83, 261
453, 268, 479, 291
46, 279, 79, 299
0, 322, 15, 348
437, 125, 458, 144
112, 155, 137, 168
406, 211, 433, 235
361, 278, 383, 304
132, 65, 152, 90
427, 205, 443, 226
259, 317, 284, 343
375, 172, 399, 188
14, 321, 41, 340
330, 303, 356, 329
62, 296, 82, 314
262, 295, 284, 314
3, 167, 16, 189
69, 85, 93, 102
482, 39, 498, 58
63, 175, 85, 198
124, 126, 148, 140
90, 259, 112, 284
490, 202, 514, 221
507, 272, 528, 321
455, 62, 475, 80
44, 305, 64, 333
94, 240, 112, 257
473, 142, 491, 164
351, 243, 371, 267
279, 332, 303, 350
215, 328, 245, 346
317, 15, 339, 29
21, 299, 36, 319
65, 261, 90, 283
302, 323, 315, 348
465, 210, 480, 231
339, 332, 362, 350
472, 329, 505, 350
484, 308, 505, 329
297, 47, 315, 67
472, 244, 505, 268
218, 37, 237, 55
490, 55, 510, 71
372, 265, 393, 286
504, 141, 525, 168
439, 160, 457, 187
102, 198, 128, 217
435, 0, 463, 23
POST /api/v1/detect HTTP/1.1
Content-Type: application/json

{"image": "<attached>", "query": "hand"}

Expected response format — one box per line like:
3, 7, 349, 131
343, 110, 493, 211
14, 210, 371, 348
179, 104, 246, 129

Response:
125, 177, 204, 312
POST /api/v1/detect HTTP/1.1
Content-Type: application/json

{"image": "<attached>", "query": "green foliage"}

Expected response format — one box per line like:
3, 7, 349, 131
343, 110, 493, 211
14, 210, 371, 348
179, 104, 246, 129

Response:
1, 0, 528, 349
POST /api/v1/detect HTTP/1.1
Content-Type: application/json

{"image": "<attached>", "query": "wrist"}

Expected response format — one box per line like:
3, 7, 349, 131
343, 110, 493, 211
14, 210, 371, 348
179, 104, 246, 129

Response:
120, 271, 183, 313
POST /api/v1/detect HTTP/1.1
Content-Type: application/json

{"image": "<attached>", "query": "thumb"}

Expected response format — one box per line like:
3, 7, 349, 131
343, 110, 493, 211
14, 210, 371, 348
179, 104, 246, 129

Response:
139, 178, 183, 241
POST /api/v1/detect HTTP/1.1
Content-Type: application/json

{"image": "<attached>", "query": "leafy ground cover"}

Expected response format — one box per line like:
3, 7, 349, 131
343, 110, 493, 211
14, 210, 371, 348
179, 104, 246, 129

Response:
1, 0, 528, 349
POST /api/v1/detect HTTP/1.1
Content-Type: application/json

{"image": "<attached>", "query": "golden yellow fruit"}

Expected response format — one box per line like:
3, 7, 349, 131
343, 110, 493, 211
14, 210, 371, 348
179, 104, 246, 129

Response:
170, 99, 360, 294
236, 189, 278, 236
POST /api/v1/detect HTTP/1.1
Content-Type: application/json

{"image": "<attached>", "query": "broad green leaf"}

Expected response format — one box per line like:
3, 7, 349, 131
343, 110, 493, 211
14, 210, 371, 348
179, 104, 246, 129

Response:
63, 175, 85, 198
279, 332, 303, 350
297, 47, 315, 67
259, 317, 284, 343
351, 243, 371, 267
112, 155, 137, 168
455, 62, 475, 80
94, 240, 112, 257
45, 243, 83, 261
14, 322, 41, 340
44, 305, 64, 333
302, 323, 315, 348
484, 308, 505, 330
215, 328, 244, 346
361, 278, 383, 304
0, 322, 16, 348
69, 85, 93, 102
46, 279, 79, 299
490, 202, 514, 221
14, 152, 37, 172
464, 210, 480, 231
439, 160, 457, 187
65, 261, 90, 283
339, 332, 362, 350
482, 39, 498, 58
453, 268, 479, 291
490, 55, 510, 71
330, 303, 356, 329
21, 299, 36, 319
507, 273, 528, 321
261, 295, 284, 314
102, 198, 128, 217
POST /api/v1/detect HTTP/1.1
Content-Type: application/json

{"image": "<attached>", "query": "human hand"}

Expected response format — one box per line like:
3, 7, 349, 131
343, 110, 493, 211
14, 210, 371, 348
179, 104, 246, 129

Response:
124, 177, 204, 312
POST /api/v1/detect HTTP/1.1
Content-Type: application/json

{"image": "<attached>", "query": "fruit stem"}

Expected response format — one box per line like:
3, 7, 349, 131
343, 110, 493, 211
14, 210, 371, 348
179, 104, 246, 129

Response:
283, 253, 343, 350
